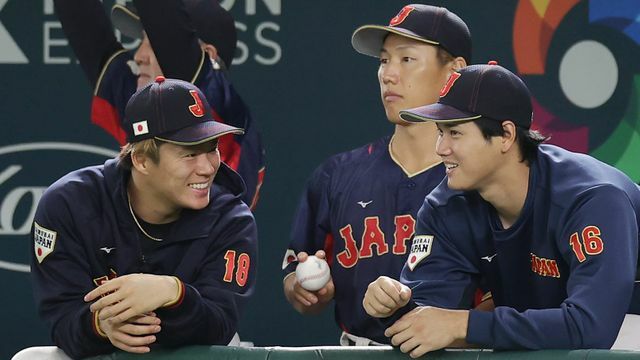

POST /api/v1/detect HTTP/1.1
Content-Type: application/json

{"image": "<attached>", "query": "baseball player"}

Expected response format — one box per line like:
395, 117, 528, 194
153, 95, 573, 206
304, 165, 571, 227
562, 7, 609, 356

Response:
31, 77, 257, 359
54, 0, 265, 209
363, 63, 640, 356
282, 4, 471, 345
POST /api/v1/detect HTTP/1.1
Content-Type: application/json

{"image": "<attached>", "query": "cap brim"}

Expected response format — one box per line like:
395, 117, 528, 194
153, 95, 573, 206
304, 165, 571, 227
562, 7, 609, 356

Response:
111, 4, 143, 40
155, 121, 244, 146
399, 103, 481, 123
351, 25, 439, 57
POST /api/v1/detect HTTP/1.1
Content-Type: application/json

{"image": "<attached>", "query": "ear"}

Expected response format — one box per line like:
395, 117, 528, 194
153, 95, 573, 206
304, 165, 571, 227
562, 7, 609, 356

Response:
201, 43, 219, 63
451, 56, 467, 71
500, 121, 518, 153
131, 151, 151, 175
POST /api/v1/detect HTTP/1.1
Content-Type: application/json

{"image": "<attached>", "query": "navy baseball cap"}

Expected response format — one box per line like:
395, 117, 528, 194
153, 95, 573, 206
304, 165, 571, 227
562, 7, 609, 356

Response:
351, 4, 472, 63
111, 0, 237, 69
123, 76, 243, 145
399, 63, 533, 129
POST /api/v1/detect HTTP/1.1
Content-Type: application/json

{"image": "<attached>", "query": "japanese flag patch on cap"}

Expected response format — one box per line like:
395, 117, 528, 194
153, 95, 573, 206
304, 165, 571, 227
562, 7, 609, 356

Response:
34, 222, 57, 263
407, 235, 433, 271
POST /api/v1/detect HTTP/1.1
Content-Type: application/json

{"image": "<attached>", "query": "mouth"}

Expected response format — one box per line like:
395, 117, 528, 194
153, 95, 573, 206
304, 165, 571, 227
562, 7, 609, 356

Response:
383, 91, 402, 102
444, 162, 459, 174
188, 182, 210, 190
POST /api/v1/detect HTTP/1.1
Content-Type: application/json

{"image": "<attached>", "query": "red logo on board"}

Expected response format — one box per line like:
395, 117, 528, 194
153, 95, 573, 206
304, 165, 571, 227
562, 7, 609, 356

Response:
439, 72, 461, 97
389, 6, 415, 26
188, 90, 205, 117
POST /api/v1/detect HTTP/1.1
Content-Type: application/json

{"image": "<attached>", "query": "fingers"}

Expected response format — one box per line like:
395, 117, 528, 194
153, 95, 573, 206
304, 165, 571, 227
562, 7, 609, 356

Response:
119, 322, 161, 336
109, 331, 156, 354
130, 314, 160, 325
409, 344, 430, 359
89, 288, 124, 313
292, 282, 319, 306
85, 279, 121, 302
297, 252, 309, 262
398, 336, 420, 355
363, 276, 408, 317
314, 250, 326, 259
385, 316, 411, 338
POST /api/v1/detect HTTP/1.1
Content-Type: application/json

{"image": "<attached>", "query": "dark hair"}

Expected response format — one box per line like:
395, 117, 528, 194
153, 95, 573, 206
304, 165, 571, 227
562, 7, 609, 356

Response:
436, 46, 455, 66
474, 116, 548, 164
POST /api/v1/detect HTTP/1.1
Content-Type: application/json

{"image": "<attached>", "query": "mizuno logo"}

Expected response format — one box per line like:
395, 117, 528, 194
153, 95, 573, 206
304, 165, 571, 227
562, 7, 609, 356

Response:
481, 253, 497, 262
357, 200, 373, 208
99, 247, 116, 254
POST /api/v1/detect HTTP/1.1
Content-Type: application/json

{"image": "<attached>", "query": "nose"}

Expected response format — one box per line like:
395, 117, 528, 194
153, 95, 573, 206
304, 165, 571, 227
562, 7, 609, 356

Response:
195, 152, 219, 176
435, 134, 452, 157
134, 37, 151, 65
379, 61, 399, 85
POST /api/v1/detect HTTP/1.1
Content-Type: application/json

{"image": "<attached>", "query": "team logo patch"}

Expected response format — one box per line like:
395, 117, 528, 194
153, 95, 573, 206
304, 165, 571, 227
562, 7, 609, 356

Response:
390, 6, 415, 26
188, 90, 205, 117
407, 235, 433, 271
34, 222, 57, 263
132, 120, 149, 136
282, 249, 297, 269
439, 72, 461, 97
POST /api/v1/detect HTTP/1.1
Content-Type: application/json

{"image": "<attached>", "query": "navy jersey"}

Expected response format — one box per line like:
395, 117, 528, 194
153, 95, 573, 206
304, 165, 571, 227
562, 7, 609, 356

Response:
402, 144, 640, 349
31, 159, 258, 359
283, 135, 445, 343
55, 0, 265, 208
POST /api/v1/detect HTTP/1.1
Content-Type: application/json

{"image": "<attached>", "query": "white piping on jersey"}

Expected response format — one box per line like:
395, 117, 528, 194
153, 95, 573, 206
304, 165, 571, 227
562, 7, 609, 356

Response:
388, 135, 443, 178
94, 49, 130, 96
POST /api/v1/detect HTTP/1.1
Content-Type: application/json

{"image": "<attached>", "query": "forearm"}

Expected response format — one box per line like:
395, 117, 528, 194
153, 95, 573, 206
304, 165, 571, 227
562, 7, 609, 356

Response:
154, 283, 240, 345
54, 0, 122, 87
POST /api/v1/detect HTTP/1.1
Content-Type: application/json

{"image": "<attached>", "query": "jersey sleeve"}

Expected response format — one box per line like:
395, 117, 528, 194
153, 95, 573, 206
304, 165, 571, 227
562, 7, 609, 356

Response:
467, 185, 638, 349
31, 187, 113, 359
153, 202, 258, 346
54, 0, 133, 145
401, 201, 479, 309
283, 159, 336, 275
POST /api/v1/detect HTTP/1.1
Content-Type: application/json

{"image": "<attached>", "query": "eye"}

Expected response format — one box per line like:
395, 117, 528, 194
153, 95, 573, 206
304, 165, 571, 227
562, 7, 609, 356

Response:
379, 57, 389, 65
402, 56, 415, 63
450, 129, 462, 137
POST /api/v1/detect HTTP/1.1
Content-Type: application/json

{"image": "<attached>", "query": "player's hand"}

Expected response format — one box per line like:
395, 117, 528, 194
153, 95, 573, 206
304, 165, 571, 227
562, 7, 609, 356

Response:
363, 276, 411, 318
99, 312, 161, 354
385, 306, 469, 358
85, 274, 180, 323
283, 251, 335, 314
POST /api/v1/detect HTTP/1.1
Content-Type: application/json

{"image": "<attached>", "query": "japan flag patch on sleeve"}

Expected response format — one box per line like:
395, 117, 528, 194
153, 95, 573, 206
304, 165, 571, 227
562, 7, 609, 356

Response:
34, 222, 57, 263
407, 235, 433, 271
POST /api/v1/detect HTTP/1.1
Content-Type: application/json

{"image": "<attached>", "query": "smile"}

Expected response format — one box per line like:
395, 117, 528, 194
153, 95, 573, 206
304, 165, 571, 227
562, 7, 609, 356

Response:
188, 182, 209, 190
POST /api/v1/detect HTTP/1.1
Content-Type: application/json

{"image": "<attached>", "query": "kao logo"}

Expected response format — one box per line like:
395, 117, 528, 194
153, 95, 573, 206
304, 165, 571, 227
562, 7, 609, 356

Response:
0, 142, 117, 273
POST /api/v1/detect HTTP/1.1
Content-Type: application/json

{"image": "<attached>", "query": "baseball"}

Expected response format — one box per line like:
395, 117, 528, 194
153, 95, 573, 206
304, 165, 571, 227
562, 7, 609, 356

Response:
295, 256, 331, 291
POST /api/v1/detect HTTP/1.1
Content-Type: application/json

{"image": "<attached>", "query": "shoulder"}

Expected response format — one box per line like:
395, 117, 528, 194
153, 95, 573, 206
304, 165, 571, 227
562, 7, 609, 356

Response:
536, 145, 639, 201
314, 136, 391, 177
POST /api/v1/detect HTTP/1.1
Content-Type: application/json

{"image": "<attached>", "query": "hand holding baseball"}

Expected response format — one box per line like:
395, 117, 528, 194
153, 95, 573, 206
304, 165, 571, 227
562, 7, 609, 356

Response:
363, 276, 411, 318
283, 250, 335, 314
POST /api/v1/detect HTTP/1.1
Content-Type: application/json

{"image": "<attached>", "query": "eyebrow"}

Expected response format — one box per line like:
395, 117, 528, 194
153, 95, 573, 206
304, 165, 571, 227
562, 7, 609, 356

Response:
380, 44, 419, 54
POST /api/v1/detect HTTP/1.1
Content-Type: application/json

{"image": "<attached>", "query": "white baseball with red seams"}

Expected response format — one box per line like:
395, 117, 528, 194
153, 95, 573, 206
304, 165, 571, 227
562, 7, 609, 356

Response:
295, 255, 330, 291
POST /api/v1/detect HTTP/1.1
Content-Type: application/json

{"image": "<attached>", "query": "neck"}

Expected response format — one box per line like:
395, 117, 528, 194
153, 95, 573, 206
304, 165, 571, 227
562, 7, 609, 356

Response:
478, 158, 530, 229
390, 123, 442, 176
128, 172, 181, 224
